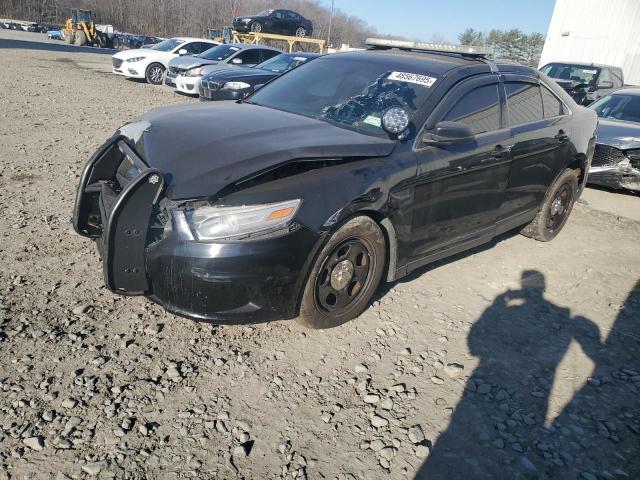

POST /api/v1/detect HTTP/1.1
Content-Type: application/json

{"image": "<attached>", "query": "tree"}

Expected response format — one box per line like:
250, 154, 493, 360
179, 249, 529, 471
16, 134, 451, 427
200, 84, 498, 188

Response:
458, 28, 483, 46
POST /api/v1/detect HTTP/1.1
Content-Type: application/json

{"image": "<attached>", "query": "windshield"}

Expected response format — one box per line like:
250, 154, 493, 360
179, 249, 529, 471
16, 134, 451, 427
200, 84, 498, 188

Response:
200, 44, 241, 61
257, 54, 311, 73
589, 94, 640, 123
248, 56, 435, 137
151, 38, 183, 52
540, 63, 600, 85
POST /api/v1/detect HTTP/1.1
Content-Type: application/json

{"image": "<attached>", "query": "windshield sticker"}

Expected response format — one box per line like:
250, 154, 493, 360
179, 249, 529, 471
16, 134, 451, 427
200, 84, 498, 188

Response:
388, 71, 437, 87
363, 115, 382, 127
582, 69, 597, 74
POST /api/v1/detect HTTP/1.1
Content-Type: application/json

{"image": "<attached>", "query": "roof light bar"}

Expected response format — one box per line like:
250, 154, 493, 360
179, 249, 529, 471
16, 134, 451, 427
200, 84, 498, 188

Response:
365, 38, 491, 56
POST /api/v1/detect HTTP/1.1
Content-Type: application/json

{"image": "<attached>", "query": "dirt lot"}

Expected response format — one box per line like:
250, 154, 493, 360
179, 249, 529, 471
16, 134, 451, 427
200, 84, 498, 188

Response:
0, 30, 639, 480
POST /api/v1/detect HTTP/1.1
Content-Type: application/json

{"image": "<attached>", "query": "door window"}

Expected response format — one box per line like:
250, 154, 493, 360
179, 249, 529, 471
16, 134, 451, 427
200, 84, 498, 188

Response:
541, 85, 564, 118
442, 84, 501, 134
236, 49, 261, 65
611, 69, 623, 88
505, 83, 543, 125
260, 49, 281, 62
181, 42, 202, 55
197, 42, 214, 53
272, 10, 285, 19
285, 11, 299, 20
598, 68, 612, 86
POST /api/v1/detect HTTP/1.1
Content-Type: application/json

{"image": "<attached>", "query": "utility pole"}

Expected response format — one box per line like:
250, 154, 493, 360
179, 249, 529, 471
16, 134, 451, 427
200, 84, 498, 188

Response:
326, 0, 335, 51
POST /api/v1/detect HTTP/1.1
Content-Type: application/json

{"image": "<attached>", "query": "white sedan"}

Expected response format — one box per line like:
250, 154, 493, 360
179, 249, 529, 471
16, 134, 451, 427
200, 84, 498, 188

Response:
111, 37, 218, 84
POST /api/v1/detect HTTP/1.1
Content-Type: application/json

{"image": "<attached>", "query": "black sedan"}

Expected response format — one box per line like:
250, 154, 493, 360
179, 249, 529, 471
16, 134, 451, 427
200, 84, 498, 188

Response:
588, 88, 640, 191
73, 39, 596, 329
199, 52, 321, 101
233, 9, 313, 37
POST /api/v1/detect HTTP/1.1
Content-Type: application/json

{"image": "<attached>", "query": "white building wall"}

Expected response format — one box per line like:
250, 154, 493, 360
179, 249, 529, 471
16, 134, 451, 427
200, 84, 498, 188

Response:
539, 0, 640, 85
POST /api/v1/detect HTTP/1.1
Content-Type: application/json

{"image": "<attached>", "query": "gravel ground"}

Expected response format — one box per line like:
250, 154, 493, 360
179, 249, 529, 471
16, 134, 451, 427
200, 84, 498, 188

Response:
0, 31, 639, 480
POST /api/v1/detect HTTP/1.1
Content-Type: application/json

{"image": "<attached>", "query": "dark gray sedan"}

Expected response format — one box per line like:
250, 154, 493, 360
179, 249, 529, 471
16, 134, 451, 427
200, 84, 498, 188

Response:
588, 88, 640, 191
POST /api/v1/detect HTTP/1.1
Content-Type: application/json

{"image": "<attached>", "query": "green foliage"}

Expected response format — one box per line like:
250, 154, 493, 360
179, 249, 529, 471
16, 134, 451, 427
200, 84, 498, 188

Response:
459, 27, 545, 66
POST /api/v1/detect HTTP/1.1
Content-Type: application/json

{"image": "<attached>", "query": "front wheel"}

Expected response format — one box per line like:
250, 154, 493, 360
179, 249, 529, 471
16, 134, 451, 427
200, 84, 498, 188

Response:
520, 168, 579, 242
297, 216, 386, 329
145, 63, 165, 85
250, 21, 262, 33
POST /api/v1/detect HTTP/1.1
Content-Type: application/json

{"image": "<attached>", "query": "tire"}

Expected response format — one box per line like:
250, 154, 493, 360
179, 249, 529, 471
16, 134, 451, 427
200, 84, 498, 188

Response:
74, 30, 86, 46
295, 27, 307, 37
145, 63, 165, 85
250, 21, 262, 33
297, 216, 386, 329
63, 30, 74, 44
520, 168, 579, 242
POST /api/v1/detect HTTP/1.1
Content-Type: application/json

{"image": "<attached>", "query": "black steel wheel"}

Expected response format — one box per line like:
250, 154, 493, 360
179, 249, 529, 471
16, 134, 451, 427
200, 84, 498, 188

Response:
298, 216, 386, 329
250, 21, 262, 33
521, 168, 579, 241
145, 63, 165, 85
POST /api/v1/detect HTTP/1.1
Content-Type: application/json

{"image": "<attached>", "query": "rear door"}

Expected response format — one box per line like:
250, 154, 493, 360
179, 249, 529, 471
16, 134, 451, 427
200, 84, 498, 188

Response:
499, 76, 572, 220
411, 74, 511, 259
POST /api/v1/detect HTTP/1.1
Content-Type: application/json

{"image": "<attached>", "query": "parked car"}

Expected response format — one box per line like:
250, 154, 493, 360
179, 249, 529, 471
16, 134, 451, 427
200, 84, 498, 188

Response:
199, 52, 320, 101
47, 30, 64, 41
73, 38, 596, 328
233, 9, 313, 37
165, 43, 282, 95
587, 88, 640, 191
539, 62, 624, 105
111, 37, 218, 85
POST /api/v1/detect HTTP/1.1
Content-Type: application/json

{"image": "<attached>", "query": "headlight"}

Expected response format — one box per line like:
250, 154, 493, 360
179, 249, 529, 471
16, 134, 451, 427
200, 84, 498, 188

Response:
223, 81, 251, 90
626, 149, 640, 161
242, 18, 252, 22
126, 56, 146, 62
182, 199, 301, 241
184, 67, 205, 77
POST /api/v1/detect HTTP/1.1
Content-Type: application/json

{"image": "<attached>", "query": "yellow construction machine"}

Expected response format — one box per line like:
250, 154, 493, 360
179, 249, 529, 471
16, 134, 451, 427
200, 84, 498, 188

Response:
62, 9, 104, 47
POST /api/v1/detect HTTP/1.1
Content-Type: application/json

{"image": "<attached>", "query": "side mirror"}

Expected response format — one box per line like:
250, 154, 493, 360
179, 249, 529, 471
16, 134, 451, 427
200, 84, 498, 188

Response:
422, 121, 475, 147
232, 58, 243, 64
178, 48, 188, 55
597, 80, 613, 89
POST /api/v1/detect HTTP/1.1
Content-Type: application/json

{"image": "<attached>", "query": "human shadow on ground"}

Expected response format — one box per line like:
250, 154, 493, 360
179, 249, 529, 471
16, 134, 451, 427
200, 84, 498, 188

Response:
415, 272, 640, 480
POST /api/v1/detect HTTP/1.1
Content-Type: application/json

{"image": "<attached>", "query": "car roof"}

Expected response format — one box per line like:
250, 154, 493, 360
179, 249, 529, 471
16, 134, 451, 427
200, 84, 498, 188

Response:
612, 88, 640, 96
223, 43, 282, 51
542, 61, 620, 69
174, 37, 217, 43
330, 49, 537, 78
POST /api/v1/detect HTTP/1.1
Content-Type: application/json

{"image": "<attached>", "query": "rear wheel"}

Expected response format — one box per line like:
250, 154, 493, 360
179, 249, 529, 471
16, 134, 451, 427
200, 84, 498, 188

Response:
145, 63, 165, 85
250, 21, 262, 33
297, 216, 386, 329
74, 30, 86, 46
520, 168, 579, 241
295, 27, 307, 37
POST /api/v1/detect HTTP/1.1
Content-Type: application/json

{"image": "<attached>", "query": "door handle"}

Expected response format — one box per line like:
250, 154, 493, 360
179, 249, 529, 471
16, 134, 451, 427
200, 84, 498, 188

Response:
555, 130, 569, 142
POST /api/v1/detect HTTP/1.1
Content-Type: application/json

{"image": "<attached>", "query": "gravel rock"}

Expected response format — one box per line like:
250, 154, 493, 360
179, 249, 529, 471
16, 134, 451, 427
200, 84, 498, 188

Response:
23, 436, 44, 451
444, 363, 464, 378
408, 425, 425, 444
371, 415, 389, 428
415, 445, 430, 459
82, 461, 107, 476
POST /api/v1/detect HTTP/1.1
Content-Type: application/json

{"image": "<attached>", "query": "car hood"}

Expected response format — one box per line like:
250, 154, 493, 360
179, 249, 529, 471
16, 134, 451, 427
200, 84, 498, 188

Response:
113, 48, 157, 60
202, 67, 275, 82
120, 102, 396, 200
169, 55, 221, 69
596, 118, 640, 149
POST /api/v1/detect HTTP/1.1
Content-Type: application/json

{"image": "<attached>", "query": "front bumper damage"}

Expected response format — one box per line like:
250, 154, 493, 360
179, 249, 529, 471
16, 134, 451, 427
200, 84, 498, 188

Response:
73, 136, 322, 323
588, 144, 640, 192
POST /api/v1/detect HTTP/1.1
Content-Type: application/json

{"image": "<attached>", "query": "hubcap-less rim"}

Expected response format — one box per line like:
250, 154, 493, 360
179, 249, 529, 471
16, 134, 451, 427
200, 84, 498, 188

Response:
251, 22, 262, 33
149, 66, 163, 83
546, 182, 572, 231
315, 239, 373, 312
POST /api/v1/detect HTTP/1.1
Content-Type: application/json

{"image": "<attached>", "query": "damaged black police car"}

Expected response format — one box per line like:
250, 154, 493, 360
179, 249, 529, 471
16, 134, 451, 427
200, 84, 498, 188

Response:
73, 38, 597, 329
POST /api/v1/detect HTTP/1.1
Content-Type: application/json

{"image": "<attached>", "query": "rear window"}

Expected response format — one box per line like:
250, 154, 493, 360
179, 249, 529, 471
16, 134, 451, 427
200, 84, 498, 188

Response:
506, 83, 543, 125
539, 63, 599, 86
541, 86, 564, 118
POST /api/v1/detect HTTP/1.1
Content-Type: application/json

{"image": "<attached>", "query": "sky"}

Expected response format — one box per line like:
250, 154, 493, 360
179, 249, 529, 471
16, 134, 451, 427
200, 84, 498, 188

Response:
317, 0, 557, 43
